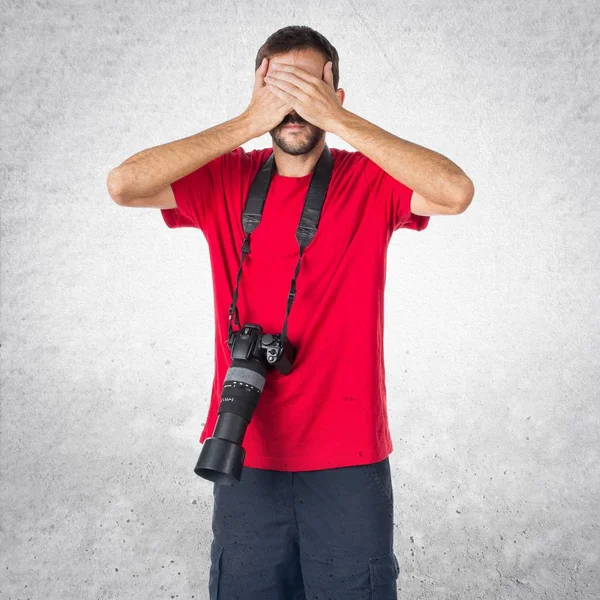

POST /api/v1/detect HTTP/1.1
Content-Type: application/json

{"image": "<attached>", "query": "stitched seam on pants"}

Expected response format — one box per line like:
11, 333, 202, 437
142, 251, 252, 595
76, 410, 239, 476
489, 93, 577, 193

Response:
369, 463, 393, 506
291, 472, 301, 546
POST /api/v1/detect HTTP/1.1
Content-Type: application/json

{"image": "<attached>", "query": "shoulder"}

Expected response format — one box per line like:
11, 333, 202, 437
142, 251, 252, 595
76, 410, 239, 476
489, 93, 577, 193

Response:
330, 147, 361, 166
329, 147, 371, 178
238, 146, 274, 162
225, 146, 274, 174
329, 147, 381, 185
201, 147, 274, 183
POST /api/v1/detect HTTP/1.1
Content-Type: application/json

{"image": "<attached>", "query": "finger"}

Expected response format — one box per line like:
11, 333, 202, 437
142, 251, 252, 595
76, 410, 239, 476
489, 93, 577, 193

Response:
268, 63, 321, 86
266, 79, 306, 103
254, 57, 268, 90
324, 61, 334, 89
255, 57, 265, 77
267, 83, 297, 105
265, 71, 312, 96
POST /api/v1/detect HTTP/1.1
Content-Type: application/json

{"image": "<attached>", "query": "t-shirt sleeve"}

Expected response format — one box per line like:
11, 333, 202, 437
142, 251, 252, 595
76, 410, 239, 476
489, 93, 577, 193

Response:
160, 152, 228, 231
362, 155, 430, 232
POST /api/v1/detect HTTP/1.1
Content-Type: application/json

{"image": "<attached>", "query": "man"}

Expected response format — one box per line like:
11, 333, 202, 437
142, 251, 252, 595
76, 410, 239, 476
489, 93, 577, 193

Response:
107, 25, 473, 600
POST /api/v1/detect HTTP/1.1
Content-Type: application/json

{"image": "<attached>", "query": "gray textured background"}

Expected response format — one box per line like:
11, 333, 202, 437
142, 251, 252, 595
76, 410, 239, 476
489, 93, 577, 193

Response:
1, 1, 599, 598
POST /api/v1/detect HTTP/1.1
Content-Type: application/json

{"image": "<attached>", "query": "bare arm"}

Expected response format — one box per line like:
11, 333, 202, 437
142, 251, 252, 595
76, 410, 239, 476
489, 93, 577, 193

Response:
106, 114, 256, 207
263, 61, 474, 215
107, 58, 294, 208
332, 110, 474, 215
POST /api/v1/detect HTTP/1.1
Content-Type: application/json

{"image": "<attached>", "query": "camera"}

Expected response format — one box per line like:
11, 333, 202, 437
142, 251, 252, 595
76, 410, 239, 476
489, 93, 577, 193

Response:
193, 324, 297, 485
191, 144, 333, 486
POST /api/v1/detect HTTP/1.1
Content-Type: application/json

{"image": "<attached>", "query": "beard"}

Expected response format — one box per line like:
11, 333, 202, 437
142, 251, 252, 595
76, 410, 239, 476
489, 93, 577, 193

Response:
269, 114, 325, 156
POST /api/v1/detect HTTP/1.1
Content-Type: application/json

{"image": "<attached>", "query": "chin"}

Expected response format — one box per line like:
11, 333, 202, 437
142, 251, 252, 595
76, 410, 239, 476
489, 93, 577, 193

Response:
270, 126, 325, 155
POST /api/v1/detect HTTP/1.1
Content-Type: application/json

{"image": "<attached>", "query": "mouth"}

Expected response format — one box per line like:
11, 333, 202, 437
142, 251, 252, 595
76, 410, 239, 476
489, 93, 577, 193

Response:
283, 124, 306, 129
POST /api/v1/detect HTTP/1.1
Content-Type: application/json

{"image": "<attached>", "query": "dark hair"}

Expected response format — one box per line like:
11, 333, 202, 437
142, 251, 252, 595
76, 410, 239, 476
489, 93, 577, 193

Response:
255, 25, 340, 90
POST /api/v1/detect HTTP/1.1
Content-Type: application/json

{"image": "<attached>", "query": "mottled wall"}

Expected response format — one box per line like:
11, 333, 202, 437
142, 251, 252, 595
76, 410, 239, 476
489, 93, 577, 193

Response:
1, 1, 598, 598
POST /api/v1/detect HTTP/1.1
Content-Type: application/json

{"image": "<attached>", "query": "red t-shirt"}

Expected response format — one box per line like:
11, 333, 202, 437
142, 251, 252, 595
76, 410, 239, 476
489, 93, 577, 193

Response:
161, 146, 430, 471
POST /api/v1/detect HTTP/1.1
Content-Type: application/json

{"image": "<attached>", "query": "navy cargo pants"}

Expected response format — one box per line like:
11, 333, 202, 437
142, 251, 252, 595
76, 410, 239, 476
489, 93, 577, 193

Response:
208, 457, 400, 600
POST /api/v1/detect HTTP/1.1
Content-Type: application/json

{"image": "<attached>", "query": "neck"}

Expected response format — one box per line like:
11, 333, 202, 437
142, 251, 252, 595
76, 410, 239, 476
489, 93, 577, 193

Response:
272, 140, 326, 177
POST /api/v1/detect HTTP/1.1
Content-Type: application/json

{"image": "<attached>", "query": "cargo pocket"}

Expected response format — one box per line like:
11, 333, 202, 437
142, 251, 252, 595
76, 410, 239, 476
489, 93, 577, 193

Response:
366, 459, 394, 507
369, 550, 400, 599
208, 543, 223, 600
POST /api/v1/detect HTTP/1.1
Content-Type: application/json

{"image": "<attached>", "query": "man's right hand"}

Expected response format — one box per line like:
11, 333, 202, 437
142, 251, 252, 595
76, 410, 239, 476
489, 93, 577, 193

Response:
242, 57, 294, 139
108, 58, 291, 206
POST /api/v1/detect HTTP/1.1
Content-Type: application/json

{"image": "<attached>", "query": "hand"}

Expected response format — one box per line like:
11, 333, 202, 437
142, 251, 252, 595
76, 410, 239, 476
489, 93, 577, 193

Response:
263, 61, 344, 132
241, 57, 296, 139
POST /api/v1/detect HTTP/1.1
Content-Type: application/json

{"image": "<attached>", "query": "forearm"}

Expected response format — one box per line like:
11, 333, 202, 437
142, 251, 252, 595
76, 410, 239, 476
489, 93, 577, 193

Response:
332, 109, 473, 208
107, 113, 256, 202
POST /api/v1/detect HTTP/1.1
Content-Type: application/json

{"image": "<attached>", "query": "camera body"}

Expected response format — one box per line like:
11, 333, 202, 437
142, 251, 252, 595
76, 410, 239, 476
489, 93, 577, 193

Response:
194, 323, 297, 485
228, 323, 296, 375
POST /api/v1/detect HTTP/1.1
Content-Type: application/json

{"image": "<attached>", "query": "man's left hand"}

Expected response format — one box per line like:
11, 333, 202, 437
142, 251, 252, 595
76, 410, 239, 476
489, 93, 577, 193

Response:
264, 61, 344, 132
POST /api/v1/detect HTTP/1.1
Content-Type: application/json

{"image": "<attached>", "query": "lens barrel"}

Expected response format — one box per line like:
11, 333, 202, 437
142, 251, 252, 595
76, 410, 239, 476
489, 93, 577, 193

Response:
194, 357, 267, 485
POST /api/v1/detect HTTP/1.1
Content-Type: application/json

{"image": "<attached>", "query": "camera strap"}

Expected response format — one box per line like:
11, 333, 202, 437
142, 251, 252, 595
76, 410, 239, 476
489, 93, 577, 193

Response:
228, 144, 334, 348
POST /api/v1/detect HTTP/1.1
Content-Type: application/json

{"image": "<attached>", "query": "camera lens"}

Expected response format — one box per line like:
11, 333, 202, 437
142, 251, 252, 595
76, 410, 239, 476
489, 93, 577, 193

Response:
194, 357, 267, 485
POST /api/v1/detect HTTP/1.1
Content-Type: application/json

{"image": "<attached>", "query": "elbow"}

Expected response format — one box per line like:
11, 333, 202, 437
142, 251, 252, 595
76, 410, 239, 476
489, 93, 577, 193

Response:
106, 167, 129, 206
453, 176, 475, 214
